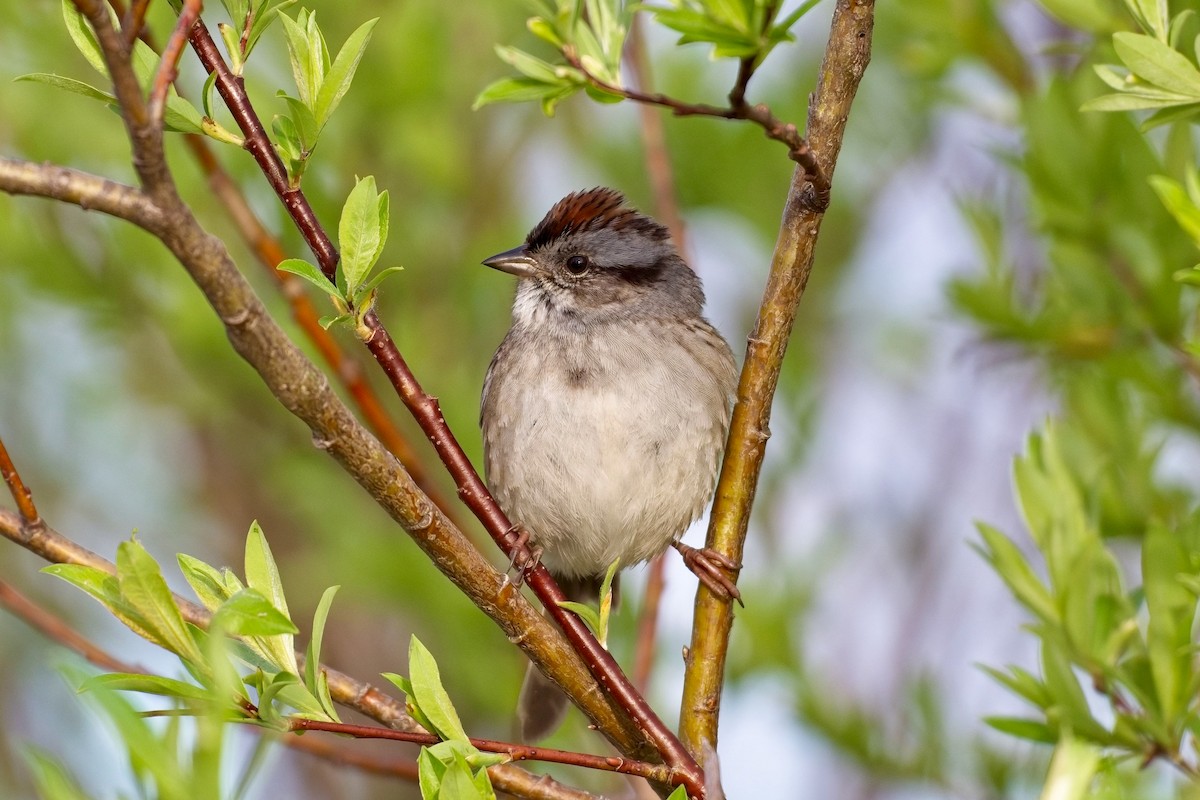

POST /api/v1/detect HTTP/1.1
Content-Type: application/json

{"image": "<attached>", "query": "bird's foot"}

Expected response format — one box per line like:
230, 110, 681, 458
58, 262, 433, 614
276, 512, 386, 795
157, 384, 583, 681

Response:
673, 541, 743, 605
505, 525, 542, 587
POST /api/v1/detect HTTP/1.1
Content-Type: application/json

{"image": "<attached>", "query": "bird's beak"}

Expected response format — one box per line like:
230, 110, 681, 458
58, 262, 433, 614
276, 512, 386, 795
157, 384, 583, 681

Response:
483, 245, 539, 278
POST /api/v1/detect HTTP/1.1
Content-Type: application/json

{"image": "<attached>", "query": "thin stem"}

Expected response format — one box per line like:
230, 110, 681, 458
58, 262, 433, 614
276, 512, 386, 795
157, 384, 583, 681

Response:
122, 0, 150, 47
147, 0, 201, 131
563, 49, 827, 203
289, 718, 675, 785
679, 0, 876, 763
0, 435, 40, 527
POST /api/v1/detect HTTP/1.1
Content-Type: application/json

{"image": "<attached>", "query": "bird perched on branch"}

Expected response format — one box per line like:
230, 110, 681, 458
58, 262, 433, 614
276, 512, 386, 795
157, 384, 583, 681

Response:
480, 187, 740, 740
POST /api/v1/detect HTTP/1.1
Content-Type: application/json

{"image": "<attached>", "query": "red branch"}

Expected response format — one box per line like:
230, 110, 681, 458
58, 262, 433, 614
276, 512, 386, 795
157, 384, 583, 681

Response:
288, 718, 675, 784
148, 0, 202, 131
0, 435, 40, 527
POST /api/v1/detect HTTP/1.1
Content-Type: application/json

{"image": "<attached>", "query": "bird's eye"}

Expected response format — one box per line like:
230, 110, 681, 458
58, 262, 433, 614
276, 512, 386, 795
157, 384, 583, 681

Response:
565, 255, 589, 275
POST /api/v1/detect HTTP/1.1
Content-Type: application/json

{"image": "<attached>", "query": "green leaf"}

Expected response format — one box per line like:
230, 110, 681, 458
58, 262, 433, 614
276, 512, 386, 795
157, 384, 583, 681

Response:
280, 11, 324, 109
665, 787, 689, 800
42, 563, 160, 644
417, 747, 445, 800
245, 0, 297, 58
218, 23, 244, 74
382, 672, 438, 734
277, 258, 341, 299
1150, 174, 1200, 243
1113, 32, 1200, 96
984, 716, 1057, 743
244, 522, 289, 620
219, 0, 250, 26
338, 176, 384, 295
407, 636, 469, 742
495, 45, 564, 84
305, 585, 341, 721
473, 77, 573, 109
163, 94, 205, 135
1082, 91, 1198, 112
318, 313, 351, 329
351, 266, 404, 308
213, 588, 298, 638
61, 0, 107, 75
973, 524, 1057, 624
177, 553, 231, 614
81, 673, 210, 702
440, 754, 488, 800
116, 539, 204, 665
13, 73, 114, 105
24, 747, 93, 800
314, 18, 377, 128
556, 600, 603, 635
1142, 522, 1194, 724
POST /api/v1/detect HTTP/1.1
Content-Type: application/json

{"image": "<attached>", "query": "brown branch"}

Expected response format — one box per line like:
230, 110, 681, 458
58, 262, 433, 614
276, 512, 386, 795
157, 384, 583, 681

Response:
0, 436, 40, 528
678, 0, 876, 763
0, 157, 163, 230
147, 0, 201, 131
289, 718, 673, 785
183, 19, 695, 791
121, 0, 150, 47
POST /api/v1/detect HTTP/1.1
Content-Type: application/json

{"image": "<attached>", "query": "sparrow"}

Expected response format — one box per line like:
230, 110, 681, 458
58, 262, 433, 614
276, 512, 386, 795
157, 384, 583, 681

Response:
480, 187, 740, 740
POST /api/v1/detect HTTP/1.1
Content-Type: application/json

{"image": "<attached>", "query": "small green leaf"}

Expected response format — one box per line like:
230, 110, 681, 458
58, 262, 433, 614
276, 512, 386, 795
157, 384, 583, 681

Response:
440, 753, 488, 800
408, 636, 469, 743
219, 0, 250, 26
14, 73, 114, 104
417, 747, 445, 800
381, 672, 438, 733
314, 18, 377, 128
318, 313, 351, 329
213, 588, 298, 638
556, 600, 602, 635
277, 258, 341, 299
1150, 174, 1200, 242
280, 11, 323, 109
116, 539, 204, 664
81, 673, 209, 701
338, 176, 384, 295
61, 0, 107, 75
665, 787, 689, 800
305, 585, 341, 721
163, 94, 205, 134
984, 716, 1057, 743
23, 747, 93, 800
495, 45, 563, 84
350, 266, 404, 308
244, 522, 289, 620
473, 77, 572, 109
1114, 32, 1200, 96
218, 22, 244, 74
245, 0, 297, 58
973, 523, 1057, 624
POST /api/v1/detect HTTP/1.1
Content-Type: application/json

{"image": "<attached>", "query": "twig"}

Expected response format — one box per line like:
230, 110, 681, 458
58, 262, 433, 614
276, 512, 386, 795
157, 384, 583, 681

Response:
0, 436, 41, 527
184, 19, 695, 790
147, 0, 201, 131
625, 16, 688, 259
0, 580, 132, 672
563, 49, 828, 205
289, 718, 674, 785
121, 0, 151, 47
678, 0, 876, 763
632, 557, 665, 693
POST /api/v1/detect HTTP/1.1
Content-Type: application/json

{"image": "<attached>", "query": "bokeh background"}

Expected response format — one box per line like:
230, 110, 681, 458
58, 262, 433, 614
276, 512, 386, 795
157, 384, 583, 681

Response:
0, 0, 1160, 797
